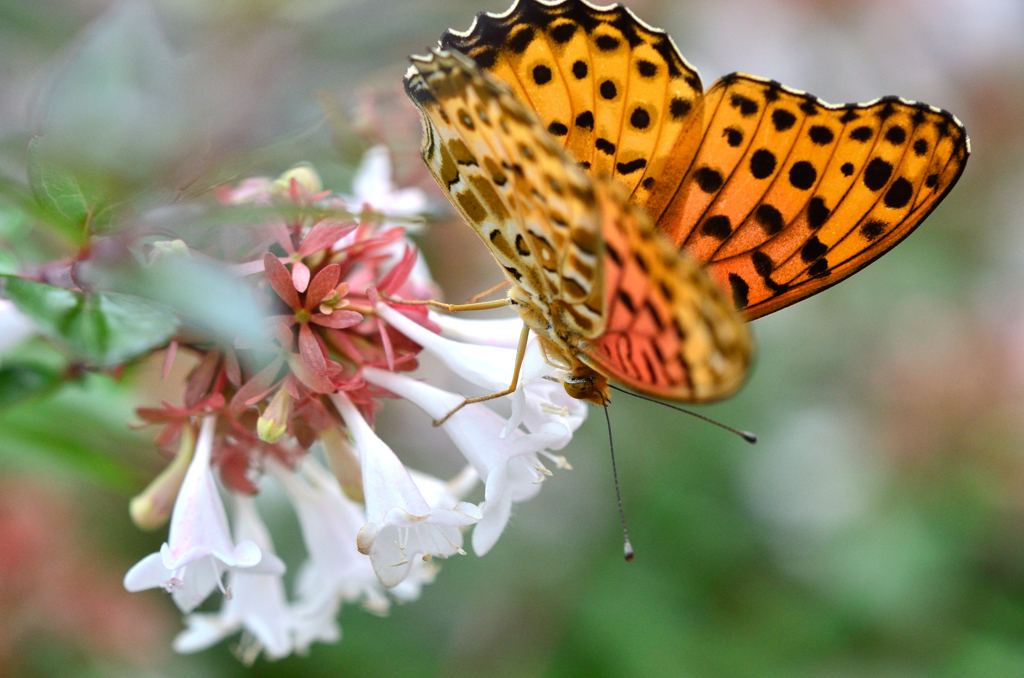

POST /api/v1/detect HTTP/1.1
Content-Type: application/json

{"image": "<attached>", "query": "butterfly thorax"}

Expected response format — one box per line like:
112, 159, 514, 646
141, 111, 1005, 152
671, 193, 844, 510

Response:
508, 282, 610, 405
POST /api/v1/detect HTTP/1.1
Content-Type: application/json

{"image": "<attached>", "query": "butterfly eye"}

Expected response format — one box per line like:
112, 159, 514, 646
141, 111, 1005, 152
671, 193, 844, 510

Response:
562, 370, 608, 404
562, 375, 593, 400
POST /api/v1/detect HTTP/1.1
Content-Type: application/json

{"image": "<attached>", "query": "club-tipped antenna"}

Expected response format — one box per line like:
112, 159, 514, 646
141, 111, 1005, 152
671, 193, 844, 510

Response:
600, 393, 634, 562
608, 384, 757, 444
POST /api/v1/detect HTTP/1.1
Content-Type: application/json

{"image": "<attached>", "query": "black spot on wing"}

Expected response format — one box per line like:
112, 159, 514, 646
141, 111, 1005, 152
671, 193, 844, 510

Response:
547, 121, 568, 136
752, 251, 773, 277
637, 59, 657, 78
630, 107, 651, 129
863, 158, 893, 191
749, 149, 776, 179
772, 109, 796, 132
617, 158, 647, 175
670, 98, 692, 120
730, 93, 759, 116
550, 22, 576, 43
861, 220, 886, 240
789, 161, 817, 190
800, 237, 827, 262
755, 204, 785, 235
839, 108, 859, 123
728, 273, 749, 309
808, 126, 834, 145
807, 197, 830, 229
701, 215, 732, 239
850, 126, 873, 142
883, 177, 913, 208
508, 26, 535, 53
693, 167, 723, 193
532, 64, 552, 85
885, 126, 907, 145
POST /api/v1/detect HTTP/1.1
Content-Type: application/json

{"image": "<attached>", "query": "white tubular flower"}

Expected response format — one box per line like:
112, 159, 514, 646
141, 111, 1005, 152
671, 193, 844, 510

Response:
332, 145, 435, 297
378, 302, 522, 390
428, 310, 524, 349
378, 303, 583, 435
124, 416, 284, 613
173, 494, 293, 660
265, 455, 377, 637
346, 145, 428, 227
363, 366, 576, 556
331, 392, 482, 588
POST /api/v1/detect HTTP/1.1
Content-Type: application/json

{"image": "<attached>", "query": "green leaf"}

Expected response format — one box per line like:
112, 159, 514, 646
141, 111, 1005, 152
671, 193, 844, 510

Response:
0, 374, 147, 491
26, 136, 94, 242
1, 276, 179, 366
0, 363, 63, 410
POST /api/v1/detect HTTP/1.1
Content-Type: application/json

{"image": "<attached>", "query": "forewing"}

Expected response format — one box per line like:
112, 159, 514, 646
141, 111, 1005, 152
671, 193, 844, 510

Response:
404, 49, 607, 336
655, 74, 970, 319
440, 0, 706, 218
583, 183, 751, 402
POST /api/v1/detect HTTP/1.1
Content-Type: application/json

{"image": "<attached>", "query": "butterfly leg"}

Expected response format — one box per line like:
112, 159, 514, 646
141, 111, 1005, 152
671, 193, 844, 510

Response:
461, 280, 511, 304
381, 295, 510, 313
432, 323, 530, 427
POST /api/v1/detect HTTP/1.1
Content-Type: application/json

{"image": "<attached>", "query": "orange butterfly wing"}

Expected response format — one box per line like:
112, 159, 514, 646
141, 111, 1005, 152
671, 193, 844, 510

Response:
439, 0, 970, 320
439, 0, 706, 216
659, 75, 969, 318
589, 182, 750, 401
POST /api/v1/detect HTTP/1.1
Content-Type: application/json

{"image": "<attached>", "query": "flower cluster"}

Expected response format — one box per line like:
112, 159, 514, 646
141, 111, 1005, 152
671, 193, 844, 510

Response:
122, 148, 587, 660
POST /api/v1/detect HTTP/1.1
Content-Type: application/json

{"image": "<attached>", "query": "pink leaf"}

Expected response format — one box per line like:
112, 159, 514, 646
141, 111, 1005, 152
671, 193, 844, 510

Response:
162, 341, 178, 380
305, 264, 341, 311
292, 260, 311, 293
274, 323, 295, 350
311, 310, 363, 329
299, 221, 356, 256
264, 253, 301, 309
228, 356, 285, 413
287, 353, 336, 393
269, 223, 296, 255
184, 350, 221, 409
377, 245, 418, 295
299, 322, 328, 377
327, 330, 364, 363
223, 350, 242, 386
376, 317, 395, 371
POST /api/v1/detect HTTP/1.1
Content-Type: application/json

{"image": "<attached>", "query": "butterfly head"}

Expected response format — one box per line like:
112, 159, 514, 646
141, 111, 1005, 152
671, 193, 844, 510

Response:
563, 364, 610, 406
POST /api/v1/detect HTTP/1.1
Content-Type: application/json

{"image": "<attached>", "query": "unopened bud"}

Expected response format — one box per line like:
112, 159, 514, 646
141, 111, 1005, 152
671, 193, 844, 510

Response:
273, 163, 322, 198
147, 239, 190, 266
129, 424, 196, 530
257, 388, 291, 443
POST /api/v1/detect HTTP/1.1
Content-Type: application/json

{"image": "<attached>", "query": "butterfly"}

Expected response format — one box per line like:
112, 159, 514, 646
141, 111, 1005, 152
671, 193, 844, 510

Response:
403, 0, 969, 407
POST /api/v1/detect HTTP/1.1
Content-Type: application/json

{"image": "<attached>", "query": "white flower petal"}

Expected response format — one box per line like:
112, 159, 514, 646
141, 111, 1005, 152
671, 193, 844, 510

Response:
124, 416, 278, 613
362, 367, 570, 556
161, 416, 261, 571
428, 311, 524, 348
377, 303, 518, 392
333, 392, 481, 587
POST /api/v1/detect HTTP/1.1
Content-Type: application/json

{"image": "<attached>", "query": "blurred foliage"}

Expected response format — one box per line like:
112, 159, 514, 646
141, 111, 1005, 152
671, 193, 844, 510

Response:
0, 0, 1023, 677
2, 276, 180, 367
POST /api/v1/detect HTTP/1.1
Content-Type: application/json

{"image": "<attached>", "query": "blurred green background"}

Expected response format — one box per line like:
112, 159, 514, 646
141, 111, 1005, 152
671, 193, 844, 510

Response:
1, 0, 1023, 676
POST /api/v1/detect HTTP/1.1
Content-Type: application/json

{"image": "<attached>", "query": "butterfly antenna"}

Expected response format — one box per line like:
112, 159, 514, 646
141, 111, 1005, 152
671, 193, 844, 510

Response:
600, 393, 634, 562
608, 385, 757, 444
